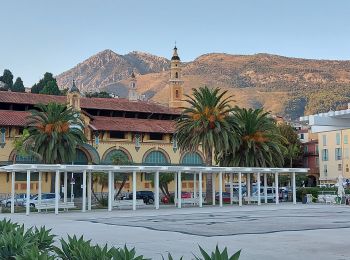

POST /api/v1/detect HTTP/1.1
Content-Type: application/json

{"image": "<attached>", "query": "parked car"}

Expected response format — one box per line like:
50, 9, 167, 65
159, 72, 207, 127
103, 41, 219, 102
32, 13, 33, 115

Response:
1, 194, 33, 207
129, 191, 154, 204
215, 192, 232, 203
181, 192, 192, 199
27, 193, 60, 208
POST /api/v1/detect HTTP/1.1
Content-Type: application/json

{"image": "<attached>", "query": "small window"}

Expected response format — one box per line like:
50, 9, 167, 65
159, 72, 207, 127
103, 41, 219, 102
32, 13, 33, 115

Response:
338, 164, 342, 171
345, 135, 348, 144
335, 148, 342, 160
324, 165, 328, 176
175, 89, 179, 99
322, 149, 328, 161
336, 133, 341, 145
149, 133, 163, 140
175, 72, 178, 79
300, 133, 304, 140
323, 135, 327, 146
110, 131, 125, 139
315, 145, 319, 155
304, 145, 308, 153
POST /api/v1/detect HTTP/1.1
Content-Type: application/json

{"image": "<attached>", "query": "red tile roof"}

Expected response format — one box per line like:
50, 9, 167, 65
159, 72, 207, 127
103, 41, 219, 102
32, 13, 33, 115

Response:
0, 110, 30, 126
89, 116, 175, 133
0, 91, 180, 115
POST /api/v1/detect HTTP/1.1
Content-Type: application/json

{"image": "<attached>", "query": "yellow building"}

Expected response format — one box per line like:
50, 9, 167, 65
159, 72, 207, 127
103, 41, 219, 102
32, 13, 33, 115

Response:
318, 129, 350, 185
0, 47, 225, 197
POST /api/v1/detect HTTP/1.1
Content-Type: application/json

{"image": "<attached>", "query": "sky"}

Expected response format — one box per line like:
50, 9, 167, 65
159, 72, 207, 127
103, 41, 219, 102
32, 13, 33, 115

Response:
1, 0, 350, 87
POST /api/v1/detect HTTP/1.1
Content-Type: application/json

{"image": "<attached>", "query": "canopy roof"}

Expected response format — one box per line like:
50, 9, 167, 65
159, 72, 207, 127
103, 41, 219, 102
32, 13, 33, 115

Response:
0, 164, 308, 174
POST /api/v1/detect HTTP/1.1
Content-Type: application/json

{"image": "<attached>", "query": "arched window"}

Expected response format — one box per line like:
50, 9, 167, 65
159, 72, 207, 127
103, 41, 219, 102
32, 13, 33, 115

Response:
175, 89, 179, 99
15, 154, 38, 163
73, 149, 89, 164
103, 149, 131, 164
175, 72, 178, 79
181, 152, 204, 165
143, 151, 169, 165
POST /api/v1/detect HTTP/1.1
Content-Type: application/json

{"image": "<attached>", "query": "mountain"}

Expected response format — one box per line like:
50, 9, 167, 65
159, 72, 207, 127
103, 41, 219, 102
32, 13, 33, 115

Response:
56, 50, 350, 119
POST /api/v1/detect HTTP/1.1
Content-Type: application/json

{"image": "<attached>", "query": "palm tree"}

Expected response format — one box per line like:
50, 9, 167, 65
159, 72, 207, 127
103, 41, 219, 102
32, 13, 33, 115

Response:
219, 108, 285, 167
25, 102, 86, 164
12, 129, 42, 163
278, 122, 302, 168
25, 102, 86, 191
176, 86, 236, 202
285, 143, 300, 168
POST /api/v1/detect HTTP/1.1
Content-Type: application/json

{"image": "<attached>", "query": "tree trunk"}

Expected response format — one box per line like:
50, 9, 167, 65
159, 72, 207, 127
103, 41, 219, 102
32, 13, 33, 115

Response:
205, 148, 213, 204
114, 177, 127, 199
50, 172, 55, 193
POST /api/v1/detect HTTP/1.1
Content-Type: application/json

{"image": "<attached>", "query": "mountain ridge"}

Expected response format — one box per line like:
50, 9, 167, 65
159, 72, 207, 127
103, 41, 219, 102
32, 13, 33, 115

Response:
56, 49, 350, 119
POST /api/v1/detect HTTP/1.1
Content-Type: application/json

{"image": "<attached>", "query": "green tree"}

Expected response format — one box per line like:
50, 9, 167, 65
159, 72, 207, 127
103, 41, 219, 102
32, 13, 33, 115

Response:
25, 102, 86, 164
91, 151, 131, 206
111, 151, 132, 199
25, 102, 86, 191
12, 129, 42, 163
278, 123, 302, 167
176, 86, 236, 202
40, 80, 60, 95
12, 77, 25, 92
219, 108, 285, 167
31, 72, 56, 94
150, 173, 174, 199
0, 69, 14, 90
91, 172, 109, 206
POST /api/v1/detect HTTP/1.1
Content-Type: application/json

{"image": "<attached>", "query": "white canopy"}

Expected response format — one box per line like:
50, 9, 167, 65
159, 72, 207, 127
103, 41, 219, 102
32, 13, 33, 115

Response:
0, 164, 309, 174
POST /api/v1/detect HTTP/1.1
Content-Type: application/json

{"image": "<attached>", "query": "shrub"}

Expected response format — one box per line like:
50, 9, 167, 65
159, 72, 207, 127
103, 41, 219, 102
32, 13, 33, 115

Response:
0, 218, 242, 259
0, 219, 55, 259
296, 187, 343, 202
15, 247, 55, 260
109, 245, 149, 260
194, 245, 241, 260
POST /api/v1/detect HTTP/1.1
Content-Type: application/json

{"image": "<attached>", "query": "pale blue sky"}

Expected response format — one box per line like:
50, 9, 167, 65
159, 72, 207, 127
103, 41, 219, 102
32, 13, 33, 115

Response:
1, 0, 349, 86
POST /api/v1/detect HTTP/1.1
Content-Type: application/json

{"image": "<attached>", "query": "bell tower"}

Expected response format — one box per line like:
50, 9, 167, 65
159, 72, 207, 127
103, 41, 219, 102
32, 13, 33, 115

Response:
169, 45, 184, 108
67, 80, 81, 111
128, 71, 139, 101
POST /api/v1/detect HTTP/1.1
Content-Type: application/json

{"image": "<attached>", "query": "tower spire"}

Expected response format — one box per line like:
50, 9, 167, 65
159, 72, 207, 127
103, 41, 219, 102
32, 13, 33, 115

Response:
169, 45, 184, 108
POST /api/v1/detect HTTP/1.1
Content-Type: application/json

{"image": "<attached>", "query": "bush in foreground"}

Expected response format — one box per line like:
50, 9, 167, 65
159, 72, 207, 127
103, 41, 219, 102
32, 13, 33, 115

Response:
0, 218, 241, 259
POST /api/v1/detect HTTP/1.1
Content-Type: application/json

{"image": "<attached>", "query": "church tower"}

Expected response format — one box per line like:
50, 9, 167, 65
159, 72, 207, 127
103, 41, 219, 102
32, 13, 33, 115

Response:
67, 80, 81, 111
169, 45, 184, 108
128, 71, 139, 101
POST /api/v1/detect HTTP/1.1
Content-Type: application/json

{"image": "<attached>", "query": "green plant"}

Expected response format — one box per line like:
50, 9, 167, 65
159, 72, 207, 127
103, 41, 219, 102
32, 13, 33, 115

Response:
0, 225, 33, 259
31, 226, 55, 252
110, 245, 149, 260
194, 245, 241, 260
176, 86, 236, 203
0, 218, 18, 235
15, 247, 55, 260
162, 252, 183, 260
218, 107, 285, 168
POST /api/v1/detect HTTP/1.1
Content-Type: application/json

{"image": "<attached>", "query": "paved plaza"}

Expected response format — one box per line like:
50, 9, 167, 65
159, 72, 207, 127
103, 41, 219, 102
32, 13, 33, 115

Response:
5, 204, 350, 259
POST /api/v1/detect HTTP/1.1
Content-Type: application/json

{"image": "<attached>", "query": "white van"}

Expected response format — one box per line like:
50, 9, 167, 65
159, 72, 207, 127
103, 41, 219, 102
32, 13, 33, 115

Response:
250, 187, 276, 203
